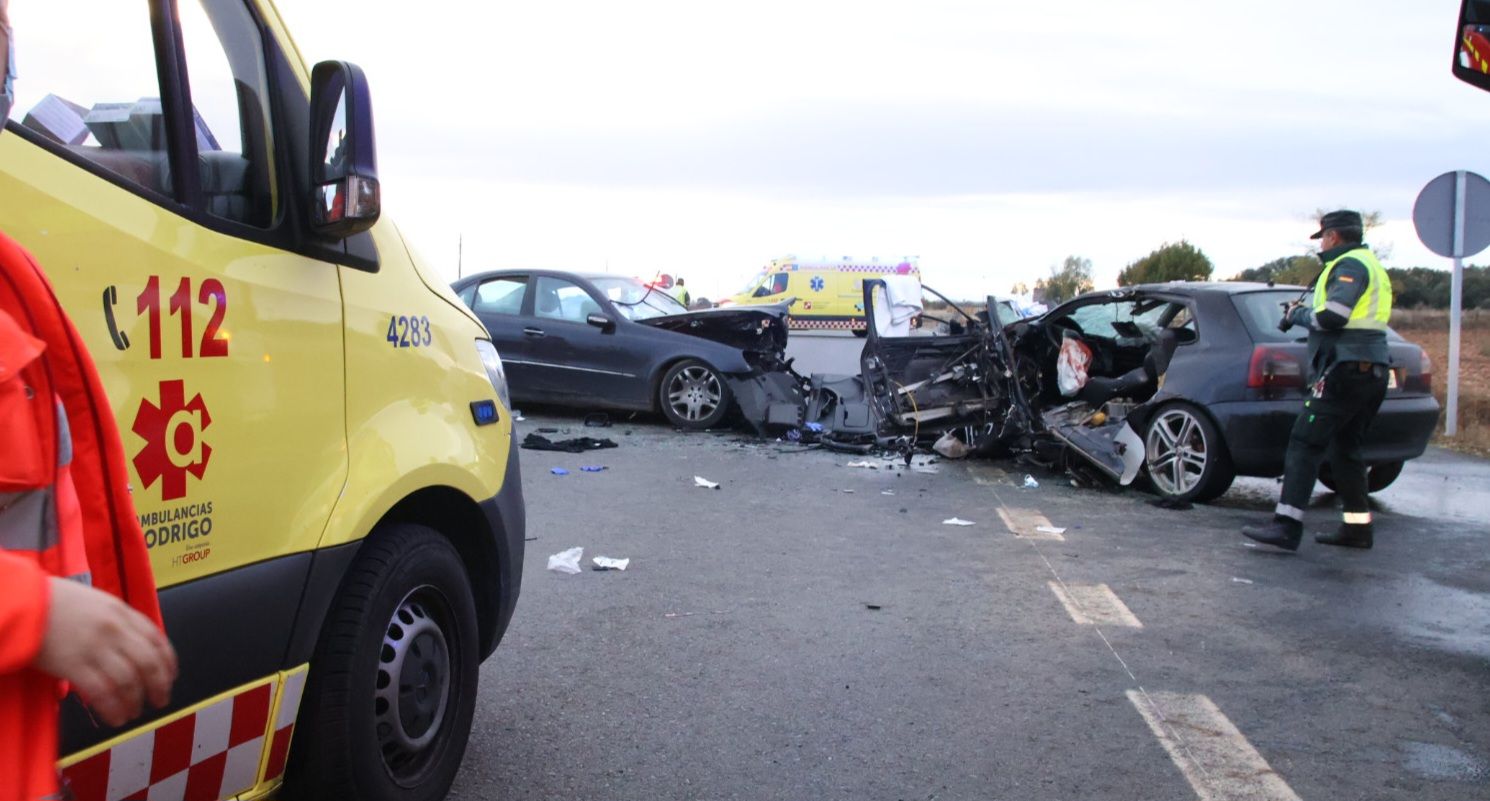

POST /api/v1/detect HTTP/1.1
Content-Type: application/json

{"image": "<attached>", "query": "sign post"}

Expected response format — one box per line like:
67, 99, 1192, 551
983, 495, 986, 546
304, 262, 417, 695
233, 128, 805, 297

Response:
1412, 169, 1490, 436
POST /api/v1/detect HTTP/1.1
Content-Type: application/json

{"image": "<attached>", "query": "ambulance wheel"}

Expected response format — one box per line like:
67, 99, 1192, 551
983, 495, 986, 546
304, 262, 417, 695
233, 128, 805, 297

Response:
659, 359, 732, 429
287, 524, 479, 801
852, 328, 868, 338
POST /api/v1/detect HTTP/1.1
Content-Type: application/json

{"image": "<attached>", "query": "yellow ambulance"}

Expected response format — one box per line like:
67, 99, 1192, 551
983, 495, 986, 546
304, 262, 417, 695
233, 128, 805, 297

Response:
0, 3, 523, 800
722, 256, 921, 334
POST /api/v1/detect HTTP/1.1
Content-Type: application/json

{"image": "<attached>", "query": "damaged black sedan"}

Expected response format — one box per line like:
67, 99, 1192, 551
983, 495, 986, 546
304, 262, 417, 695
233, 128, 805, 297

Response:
844, 280, 1439, 503
453, 270, 800, 431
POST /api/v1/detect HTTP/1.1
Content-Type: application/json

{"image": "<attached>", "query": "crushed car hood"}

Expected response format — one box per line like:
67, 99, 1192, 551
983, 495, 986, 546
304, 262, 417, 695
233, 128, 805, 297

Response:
639, 302, 792, 354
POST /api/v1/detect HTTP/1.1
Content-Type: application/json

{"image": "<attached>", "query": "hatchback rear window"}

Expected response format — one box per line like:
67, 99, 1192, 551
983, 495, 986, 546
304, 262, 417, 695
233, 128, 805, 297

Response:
1232, 289, 1404, 342
1231, 290, 1306, 342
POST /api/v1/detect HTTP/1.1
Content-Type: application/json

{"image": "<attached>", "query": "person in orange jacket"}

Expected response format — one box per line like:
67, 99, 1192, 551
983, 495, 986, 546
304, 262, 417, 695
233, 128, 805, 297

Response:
0, 5, 177, 797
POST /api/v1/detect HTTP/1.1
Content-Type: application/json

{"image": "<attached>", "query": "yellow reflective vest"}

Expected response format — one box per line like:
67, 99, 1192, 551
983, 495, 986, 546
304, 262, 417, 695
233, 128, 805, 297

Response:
1314, 246, 1392, 330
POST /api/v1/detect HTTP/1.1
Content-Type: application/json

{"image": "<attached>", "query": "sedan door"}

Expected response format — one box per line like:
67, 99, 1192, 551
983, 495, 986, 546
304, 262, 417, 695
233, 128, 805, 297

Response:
524, 275, 649, 405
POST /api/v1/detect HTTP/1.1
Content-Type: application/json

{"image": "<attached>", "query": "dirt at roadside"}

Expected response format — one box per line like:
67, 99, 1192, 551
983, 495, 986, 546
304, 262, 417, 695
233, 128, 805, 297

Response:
1393, 311, 1490, 457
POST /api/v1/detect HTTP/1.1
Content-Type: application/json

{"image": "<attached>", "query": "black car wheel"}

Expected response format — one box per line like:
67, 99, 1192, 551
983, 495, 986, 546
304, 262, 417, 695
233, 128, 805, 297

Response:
659, 359, 732, 429
1318, 460, 1404, 494
1143, 402, 1234, 503
286, 524, 479, 801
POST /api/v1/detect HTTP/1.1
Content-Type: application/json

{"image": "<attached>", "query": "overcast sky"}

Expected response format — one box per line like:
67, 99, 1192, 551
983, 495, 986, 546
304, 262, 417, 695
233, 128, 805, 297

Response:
274, 0, 1490, 300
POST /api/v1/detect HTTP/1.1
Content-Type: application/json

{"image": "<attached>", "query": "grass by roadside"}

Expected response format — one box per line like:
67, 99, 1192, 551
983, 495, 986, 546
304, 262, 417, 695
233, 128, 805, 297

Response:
1391, 309, 1490, 457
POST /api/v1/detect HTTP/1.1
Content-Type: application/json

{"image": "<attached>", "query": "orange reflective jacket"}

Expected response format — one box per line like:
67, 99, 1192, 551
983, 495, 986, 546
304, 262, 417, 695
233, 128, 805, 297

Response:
0, 231, 163, 801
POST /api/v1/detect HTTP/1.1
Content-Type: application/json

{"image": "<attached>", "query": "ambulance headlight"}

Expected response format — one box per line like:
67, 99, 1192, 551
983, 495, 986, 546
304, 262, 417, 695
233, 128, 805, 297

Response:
474, 339, 511, 411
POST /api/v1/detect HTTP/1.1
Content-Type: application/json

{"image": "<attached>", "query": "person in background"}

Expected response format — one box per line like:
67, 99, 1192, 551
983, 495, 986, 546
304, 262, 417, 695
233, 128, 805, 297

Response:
672, 277, 691, 308
0, 5, 178, 797
1242, 210, 1394, 552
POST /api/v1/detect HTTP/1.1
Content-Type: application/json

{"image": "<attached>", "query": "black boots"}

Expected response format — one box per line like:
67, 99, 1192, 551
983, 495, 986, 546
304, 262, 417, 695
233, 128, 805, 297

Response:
1316, 523, 1373, 549
1241, 517, 1303, 551
1242, 518, 1374, 551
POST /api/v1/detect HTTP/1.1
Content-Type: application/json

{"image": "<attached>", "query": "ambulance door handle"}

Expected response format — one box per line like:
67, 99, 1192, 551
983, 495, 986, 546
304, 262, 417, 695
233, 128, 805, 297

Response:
523, 327, 546, 338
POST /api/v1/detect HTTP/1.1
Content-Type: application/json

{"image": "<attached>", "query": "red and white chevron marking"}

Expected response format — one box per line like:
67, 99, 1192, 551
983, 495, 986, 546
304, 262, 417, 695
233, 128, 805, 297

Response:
59, 674, 300, 801
262, 669, 308, 785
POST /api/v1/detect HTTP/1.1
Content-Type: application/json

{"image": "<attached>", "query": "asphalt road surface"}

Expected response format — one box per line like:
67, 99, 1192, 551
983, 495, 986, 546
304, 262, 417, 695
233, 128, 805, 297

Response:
451, 402, 1490, 800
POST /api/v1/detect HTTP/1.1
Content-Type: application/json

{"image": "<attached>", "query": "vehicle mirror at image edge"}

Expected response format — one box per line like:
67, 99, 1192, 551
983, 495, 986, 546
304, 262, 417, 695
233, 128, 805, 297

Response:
587, 313, 615, 331
1454, 0, 1490, 91
309, 60, 380, 238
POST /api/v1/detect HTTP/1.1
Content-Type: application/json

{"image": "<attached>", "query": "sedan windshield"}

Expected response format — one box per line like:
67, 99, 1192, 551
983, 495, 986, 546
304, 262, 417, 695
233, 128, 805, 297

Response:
593, 277, 688, 321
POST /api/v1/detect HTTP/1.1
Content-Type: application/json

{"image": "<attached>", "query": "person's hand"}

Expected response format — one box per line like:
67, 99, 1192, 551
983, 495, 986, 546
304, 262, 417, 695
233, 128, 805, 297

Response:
32, 578, 178, 728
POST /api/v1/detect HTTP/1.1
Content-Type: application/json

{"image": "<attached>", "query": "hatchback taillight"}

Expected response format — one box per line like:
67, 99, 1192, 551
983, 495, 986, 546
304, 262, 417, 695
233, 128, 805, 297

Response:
1407, 349, 1433, 394
1247, 346, 1306, 390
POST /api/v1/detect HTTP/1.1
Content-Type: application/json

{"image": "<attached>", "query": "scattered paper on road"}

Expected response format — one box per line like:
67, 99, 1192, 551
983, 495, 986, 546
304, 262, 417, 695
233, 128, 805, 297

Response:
593, 556, 630, 571
942, 517, 976, 526
694, 476, 720, 489
1036, 525, 1067, 535
1231, 577, 1254, 585
547, 547, 583, 575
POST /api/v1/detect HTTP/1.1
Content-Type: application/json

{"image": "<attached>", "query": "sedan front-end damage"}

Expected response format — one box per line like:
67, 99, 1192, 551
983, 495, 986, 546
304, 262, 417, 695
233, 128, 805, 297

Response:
639, 302, 810, 435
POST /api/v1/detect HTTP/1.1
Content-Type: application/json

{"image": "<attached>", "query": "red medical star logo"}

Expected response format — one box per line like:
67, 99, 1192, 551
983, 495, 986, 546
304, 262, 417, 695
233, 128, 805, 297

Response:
132, 379, 213, 501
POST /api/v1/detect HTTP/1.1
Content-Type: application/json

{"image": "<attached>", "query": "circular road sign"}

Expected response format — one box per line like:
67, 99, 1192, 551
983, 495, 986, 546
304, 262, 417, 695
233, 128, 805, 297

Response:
1413, 170, 1490, 258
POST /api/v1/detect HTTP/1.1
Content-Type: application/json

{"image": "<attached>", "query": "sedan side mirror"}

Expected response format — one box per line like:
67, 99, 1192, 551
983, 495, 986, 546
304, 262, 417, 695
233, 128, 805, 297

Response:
587, 313, 616, 332
309, 61, 380, 239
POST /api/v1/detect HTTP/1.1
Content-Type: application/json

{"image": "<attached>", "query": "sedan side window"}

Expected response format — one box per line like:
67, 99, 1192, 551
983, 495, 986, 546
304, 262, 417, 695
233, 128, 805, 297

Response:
473, 277, 527, 315
534, 277, 602, 323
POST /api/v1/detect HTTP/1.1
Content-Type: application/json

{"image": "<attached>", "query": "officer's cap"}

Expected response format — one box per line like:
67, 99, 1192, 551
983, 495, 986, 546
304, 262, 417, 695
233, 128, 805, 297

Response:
1309, 210, 1363, 240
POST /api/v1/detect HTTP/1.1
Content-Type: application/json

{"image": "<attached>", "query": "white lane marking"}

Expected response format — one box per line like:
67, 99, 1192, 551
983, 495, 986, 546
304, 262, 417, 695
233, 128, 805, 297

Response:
1047, 582, 1143, 628
997, 507, 1065, 540
1127, 691, 1302, 801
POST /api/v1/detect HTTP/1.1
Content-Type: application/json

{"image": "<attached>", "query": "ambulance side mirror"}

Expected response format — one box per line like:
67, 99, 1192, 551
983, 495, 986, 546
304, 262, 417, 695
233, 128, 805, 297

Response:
1453, 0, 1490, 92
309, 61, 380, 239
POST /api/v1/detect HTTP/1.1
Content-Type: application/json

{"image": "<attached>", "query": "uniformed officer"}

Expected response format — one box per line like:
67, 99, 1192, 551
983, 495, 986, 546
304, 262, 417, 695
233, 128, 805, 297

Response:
1243, 210, 1394, 551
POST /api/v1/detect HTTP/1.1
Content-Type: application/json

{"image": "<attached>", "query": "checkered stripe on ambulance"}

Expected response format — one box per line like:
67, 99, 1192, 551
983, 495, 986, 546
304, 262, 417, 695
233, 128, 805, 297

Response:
59, 667, 308, 801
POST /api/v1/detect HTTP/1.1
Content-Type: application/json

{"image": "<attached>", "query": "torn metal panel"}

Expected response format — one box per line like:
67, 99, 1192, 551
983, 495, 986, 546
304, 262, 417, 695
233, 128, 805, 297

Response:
726, 368, 807, 436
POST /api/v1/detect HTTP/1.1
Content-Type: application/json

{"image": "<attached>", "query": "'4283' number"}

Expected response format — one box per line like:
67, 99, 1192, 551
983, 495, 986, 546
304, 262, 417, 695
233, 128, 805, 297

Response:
386, 315, 433, 348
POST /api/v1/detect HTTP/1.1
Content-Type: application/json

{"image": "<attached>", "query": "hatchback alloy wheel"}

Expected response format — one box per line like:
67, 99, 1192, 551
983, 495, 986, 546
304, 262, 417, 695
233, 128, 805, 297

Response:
1146, 407, 1210, 497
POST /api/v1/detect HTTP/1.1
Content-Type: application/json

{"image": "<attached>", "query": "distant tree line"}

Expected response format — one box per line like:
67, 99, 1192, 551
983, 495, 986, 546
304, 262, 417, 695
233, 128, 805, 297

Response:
1231, 258, 1490, 309
1031, 255, 1094, 304
1117, 240, 1213, 286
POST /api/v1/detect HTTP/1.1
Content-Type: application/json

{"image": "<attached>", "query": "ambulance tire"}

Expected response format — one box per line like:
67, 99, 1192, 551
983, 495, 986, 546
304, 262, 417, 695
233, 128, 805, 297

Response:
287, 524, 479, 801
852, 328, 868, 338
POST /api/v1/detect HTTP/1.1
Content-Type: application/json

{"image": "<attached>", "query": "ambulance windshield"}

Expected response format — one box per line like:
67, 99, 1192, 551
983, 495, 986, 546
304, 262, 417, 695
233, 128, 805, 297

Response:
739, 272, 767, 294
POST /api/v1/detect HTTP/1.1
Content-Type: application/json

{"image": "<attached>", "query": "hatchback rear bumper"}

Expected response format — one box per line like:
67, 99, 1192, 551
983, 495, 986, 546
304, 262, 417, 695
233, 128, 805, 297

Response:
1208, 394, 1441, 478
